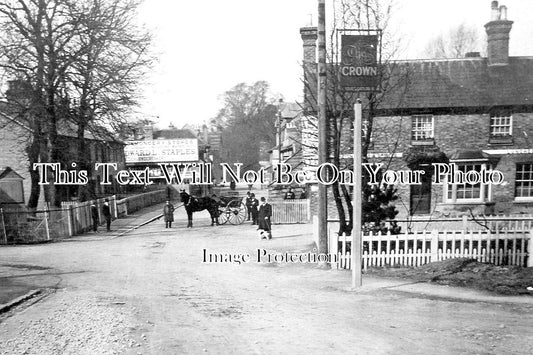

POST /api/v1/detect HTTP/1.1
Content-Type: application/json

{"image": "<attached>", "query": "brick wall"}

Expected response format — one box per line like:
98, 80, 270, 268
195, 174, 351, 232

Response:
368, 112, 533, 216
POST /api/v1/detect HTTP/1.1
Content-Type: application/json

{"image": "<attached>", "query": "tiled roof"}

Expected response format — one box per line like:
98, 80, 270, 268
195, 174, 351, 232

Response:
380, 57, 533, 110
152, 129, 198, 140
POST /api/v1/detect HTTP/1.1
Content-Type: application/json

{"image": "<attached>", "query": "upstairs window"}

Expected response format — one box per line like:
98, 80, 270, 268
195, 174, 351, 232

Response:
490, 114, 512, 137
411, 115, 434, 142
515, 163, 533, 200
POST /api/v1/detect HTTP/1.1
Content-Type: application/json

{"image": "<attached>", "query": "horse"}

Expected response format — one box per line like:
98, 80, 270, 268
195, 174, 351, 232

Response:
179, 190, 220, 228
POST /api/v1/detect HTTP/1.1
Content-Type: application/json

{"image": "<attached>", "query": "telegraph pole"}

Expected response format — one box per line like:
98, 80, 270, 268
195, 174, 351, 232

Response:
317, 0, 328, 258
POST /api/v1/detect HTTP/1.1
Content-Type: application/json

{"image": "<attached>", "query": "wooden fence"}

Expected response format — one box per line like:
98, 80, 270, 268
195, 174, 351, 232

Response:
397, 214, 533, 232
0, 190, 167, 244
329, 229, 533, 270
271, 199, 310, 224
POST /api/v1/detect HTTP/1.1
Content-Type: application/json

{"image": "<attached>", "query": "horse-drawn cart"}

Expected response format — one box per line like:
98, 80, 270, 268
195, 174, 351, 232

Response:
215, 192, 246, 225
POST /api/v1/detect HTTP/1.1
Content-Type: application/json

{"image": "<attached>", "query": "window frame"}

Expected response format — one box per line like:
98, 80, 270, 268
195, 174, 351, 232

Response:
443, 161, 492, 204
514, 162, 533, 201
489, 112, 513, 137
411, 115, 434, 142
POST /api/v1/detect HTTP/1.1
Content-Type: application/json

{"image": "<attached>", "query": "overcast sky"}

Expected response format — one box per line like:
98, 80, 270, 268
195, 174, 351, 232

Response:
136, 0, 533, 129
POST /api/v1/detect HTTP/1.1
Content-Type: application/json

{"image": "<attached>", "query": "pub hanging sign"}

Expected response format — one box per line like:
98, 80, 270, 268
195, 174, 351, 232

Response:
340, 34, 379, 90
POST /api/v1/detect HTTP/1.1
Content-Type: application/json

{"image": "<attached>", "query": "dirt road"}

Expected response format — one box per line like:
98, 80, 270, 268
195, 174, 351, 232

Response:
1, 208, 532, 354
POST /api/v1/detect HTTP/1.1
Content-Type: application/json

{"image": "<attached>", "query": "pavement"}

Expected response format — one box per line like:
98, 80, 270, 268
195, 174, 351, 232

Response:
1, 201, 531, 315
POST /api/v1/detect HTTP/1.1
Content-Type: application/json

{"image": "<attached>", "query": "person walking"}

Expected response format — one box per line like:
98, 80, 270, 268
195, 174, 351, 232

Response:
245, 191, 252, 221
90, 201, 99, 233
163, 200, 175, 228
250, 193, 259, 225
257, 197, 272, 239
102, 198, 112, 231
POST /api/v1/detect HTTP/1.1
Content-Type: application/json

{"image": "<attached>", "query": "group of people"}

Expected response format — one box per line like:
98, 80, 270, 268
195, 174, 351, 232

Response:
90, 199, 112, 233
245, 192, 272, 239
284, 187, 307, 200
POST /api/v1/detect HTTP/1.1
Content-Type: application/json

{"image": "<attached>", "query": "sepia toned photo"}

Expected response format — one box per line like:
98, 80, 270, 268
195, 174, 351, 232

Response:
0, 0, 532, 354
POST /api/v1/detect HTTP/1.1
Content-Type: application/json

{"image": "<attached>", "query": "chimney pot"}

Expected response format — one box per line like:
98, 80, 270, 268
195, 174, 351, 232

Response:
500, 5, 507, 20
491, 1, 499, 20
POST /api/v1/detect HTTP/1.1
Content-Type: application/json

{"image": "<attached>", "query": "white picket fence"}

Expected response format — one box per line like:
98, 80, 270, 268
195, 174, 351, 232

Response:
397, 214, 533, 233
329, 229, 533, 270
271, 199, 310, 224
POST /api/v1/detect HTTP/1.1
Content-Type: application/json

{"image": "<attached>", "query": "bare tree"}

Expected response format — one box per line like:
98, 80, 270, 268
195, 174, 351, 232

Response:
0, 0, 152, 206
301, 0, 408, 235
65, 0, 152, 201
423, 22, 482, 59
0, 0, 84, 208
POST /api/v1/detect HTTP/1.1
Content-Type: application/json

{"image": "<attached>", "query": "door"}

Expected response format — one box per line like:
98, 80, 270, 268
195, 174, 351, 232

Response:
410, 172, 431, 215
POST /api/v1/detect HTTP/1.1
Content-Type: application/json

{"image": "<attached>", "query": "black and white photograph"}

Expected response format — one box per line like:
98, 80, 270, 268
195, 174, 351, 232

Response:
0, 0, 532, 353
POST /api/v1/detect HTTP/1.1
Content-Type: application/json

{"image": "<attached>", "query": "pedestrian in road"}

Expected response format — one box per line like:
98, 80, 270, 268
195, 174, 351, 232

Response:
102, 198, 112, 231
163, 200, 175, 228
284, 187, 295, 200
257, 197, 272, 239
90, 201, 99, 233
250, 193, 259, 225
245, 191, 252, 221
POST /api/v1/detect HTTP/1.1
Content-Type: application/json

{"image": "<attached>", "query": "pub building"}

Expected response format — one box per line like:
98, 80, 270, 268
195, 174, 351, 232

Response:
301, 1, 533, 218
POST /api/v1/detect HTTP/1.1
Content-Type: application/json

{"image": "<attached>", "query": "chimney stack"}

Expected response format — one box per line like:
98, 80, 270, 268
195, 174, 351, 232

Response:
300, 26, 317, 110
485, 1, 513, 66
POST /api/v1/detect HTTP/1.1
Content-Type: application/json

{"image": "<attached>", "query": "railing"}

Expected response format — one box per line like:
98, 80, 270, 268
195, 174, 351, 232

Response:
271, 199, 310, 224
328, 229, 533, 270
0, 189, 167, 244
397, 214, 533, 232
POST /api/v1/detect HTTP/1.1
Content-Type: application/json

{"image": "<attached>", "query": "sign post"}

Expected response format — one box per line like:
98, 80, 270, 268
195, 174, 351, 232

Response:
339, 31, 380, 288
352, 100, 363, 288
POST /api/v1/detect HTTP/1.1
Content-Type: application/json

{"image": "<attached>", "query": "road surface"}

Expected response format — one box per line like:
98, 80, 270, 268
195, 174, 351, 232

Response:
1, 207, 532, 354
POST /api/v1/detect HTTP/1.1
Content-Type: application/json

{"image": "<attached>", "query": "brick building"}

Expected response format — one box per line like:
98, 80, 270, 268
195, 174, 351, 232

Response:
0, 85, 126, 206
301, 1, 533, 218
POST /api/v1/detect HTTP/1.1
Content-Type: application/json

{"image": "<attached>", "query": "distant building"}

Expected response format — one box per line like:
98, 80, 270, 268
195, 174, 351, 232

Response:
124, 124, 220, 196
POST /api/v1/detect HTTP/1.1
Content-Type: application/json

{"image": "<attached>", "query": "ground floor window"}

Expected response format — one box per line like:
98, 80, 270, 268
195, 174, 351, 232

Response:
515, 163, 533, 199
444, 162, 491, 203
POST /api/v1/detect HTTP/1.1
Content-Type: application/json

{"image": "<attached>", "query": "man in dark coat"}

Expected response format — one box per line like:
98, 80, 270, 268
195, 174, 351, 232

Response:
102, 198, 112, 231
163, 200, 175, 228
249, 193, 259, 225
90, 201, 99, 233
245, 191, 252, 221
257, 197, 272, 239
299, 187, 308, 199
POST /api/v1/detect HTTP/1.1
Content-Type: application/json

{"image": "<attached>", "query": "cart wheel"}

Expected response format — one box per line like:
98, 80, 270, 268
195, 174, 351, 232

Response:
228, 200, 246, 225
217, 207, 229, 225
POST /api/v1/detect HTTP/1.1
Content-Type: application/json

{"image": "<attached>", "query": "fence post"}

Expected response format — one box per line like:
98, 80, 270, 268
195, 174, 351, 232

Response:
313, 215, 318, 248
1, 208, 7, 244
462, 215, 468, 232
430, 230, 439, 262
67, 205, 73, 237
526, 229, 533, 267
113, 195, 117, 219
44, 211, 50, 241
307, 198, 311, 222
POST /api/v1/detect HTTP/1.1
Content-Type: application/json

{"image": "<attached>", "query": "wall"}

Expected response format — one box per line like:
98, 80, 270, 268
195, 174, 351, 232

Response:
369, 111, 533, 217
